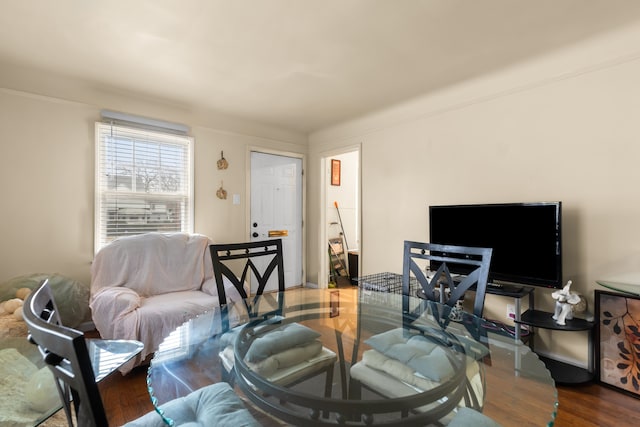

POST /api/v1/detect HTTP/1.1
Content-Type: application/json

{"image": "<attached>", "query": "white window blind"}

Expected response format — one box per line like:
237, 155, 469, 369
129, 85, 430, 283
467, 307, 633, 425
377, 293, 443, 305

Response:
95, 122, 194, 252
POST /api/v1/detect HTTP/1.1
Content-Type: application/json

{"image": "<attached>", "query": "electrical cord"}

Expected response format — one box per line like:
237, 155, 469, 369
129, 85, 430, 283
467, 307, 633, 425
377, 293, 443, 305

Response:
484, 319, 531, 337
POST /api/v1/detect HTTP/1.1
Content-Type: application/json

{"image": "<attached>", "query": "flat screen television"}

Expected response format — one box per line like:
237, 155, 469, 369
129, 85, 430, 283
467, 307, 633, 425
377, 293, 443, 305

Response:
428, 202, 562, 289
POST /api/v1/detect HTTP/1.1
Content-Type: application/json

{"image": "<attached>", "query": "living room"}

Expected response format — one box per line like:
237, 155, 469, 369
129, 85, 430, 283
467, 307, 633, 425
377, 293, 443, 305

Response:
2, 2, 640, 424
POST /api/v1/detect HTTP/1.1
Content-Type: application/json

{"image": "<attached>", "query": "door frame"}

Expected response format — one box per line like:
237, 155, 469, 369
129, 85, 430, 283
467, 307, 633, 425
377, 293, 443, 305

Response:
247, 147, 306, 286
319, 144, 362, 289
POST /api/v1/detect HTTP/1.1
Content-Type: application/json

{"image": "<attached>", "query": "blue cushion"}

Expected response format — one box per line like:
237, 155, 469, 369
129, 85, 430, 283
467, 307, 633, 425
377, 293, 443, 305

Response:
408, 346, 455, 381
365, 328, 414, 352
448, 407, 502, 427
244, 323, 320, 362
124, 383, 259, 427
366, 329, 455, 381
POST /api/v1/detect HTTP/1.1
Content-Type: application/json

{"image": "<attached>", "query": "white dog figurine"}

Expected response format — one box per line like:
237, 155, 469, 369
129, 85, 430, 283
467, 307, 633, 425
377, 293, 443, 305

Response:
551, 280, 581, 325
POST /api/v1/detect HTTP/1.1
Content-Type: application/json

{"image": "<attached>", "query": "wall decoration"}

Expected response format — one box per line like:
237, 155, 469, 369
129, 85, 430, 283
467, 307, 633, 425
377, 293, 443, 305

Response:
596, 290, 640, 398
217, 151, 228, 170
216, 181, 227, 200
331, 159, 341, 186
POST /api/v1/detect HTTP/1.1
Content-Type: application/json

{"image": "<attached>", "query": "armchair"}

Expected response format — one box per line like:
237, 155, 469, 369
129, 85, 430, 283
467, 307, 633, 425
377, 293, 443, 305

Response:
90, 232, 245, 374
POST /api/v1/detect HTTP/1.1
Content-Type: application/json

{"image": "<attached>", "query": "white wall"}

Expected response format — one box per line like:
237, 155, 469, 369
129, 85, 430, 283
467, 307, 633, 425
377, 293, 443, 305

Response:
308, 19, 640, 367
0, 84, 306, 286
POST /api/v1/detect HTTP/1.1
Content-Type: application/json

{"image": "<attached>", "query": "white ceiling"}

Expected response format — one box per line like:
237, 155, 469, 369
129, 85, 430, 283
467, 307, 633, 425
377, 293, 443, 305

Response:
2, 0, 640, 134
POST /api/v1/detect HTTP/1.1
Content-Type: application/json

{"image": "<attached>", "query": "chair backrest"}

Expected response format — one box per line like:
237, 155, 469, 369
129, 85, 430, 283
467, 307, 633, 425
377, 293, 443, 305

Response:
210, 238, 285, 306
23, 280, 108, 427
402, 241, 493, 317
210, 239, 286, 334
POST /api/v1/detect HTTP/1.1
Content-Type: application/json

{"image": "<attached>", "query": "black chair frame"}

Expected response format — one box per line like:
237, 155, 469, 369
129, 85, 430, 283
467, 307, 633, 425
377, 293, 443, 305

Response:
210, 238, 285, 304
402, 241, 493, 318
210, 238, 287, 336
23, 280, 109, 427
210, 238, 336, 412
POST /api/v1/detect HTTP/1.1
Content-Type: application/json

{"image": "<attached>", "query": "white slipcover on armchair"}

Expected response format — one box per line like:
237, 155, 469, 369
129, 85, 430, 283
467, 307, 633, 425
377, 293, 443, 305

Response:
90, 232, 243, 374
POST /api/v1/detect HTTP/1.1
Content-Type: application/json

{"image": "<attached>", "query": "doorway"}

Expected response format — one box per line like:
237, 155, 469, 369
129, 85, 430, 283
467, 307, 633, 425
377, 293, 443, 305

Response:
250, 151, 303, 292
320, 147, 361, 288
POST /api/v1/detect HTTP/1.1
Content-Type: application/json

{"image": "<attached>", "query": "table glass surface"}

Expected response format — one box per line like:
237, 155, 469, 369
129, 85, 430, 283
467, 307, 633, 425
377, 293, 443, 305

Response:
596, 280, 640, 296
0, 337, 143, 427
148, 288, 557, 426
89, 339, 144, 382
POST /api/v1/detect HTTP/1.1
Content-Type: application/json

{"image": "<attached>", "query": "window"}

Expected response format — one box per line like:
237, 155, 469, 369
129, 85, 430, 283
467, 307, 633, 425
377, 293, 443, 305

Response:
95, 122, 193, 252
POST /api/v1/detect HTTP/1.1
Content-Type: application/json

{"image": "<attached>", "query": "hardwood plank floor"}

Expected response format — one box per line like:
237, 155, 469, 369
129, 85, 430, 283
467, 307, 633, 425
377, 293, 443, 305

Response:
99, 361, 640, 426
99, 365, 154, 426
554, 382, 639, 427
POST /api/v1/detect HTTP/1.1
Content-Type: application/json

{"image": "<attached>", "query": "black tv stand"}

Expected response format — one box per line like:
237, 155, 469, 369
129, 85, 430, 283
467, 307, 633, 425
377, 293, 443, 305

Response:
480, 284, 594, 385
516, 308, 595, 385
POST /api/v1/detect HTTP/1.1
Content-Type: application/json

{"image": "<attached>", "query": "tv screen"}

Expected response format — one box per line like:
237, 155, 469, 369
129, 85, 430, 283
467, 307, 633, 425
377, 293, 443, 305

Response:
429, 202, 562, 289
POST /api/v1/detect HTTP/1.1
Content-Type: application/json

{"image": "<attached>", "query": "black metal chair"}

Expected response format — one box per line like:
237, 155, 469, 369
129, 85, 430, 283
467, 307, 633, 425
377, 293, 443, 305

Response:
210, 239, 337, 402
24, 279, 109, 426
210, 238, 286, 321
210, 238, 286, 301
346, 241, 494, 422
400, 241, 493, 415
402, 240, 493, 318
23, 279, 259, 427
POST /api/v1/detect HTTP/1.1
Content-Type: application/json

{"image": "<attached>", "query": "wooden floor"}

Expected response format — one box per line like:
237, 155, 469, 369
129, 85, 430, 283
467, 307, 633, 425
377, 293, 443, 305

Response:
553, 382, 639, 427
98, 354, 640, 427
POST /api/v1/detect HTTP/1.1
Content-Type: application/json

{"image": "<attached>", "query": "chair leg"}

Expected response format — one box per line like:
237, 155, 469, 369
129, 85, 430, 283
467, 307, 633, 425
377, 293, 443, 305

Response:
324, 365, 334, 398
346, 379, 365, 422
322, 365, 335, 418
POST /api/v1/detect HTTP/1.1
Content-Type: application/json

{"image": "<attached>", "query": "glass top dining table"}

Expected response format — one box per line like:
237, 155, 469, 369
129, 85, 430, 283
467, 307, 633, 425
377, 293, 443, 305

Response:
147, 287, 557, 426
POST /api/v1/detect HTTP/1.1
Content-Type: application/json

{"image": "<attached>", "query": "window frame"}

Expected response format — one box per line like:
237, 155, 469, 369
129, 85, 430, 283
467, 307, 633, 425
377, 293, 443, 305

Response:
94, 121, 194, 253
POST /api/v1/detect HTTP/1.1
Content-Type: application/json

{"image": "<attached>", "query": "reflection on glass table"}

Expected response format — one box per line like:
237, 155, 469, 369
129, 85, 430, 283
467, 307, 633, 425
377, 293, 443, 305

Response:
148, 288, 558, 426
89, 339, 144, 382
0, 335, 142, 427
596, 280, 640, 296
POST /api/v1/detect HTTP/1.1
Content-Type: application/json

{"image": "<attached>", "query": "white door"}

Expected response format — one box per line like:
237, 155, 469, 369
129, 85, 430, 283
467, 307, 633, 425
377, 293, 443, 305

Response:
250, 152, 303, 292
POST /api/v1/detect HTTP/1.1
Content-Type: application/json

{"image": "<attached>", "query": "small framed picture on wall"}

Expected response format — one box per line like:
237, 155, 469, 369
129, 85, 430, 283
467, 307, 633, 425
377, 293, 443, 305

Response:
331, 159, 341, 186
